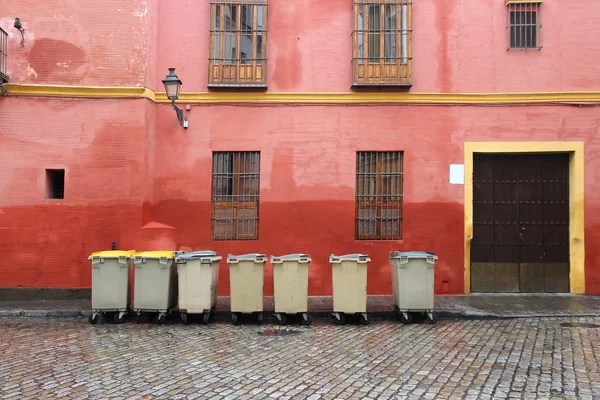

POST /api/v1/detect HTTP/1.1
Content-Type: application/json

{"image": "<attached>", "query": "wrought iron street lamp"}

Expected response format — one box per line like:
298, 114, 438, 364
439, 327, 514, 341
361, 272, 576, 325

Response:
162, 68, 188, 128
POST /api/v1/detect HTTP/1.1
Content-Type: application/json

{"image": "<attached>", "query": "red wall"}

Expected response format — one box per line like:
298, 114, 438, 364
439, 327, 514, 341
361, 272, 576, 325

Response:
1, 0, 600, 295
152, 104, 600, 296
0, 98, 152, 288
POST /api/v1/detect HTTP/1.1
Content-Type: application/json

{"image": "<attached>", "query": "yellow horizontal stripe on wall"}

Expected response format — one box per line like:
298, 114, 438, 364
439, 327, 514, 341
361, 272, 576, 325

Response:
4, 84, 600, 105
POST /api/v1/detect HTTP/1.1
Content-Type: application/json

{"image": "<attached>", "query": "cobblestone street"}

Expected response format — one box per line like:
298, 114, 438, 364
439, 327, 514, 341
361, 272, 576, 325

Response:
1, 317, 599, 399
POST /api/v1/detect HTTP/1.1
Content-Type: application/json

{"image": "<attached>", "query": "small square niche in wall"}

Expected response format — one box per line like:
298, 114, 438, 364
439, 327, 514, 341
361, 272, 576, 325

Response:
45, 169, 65, 199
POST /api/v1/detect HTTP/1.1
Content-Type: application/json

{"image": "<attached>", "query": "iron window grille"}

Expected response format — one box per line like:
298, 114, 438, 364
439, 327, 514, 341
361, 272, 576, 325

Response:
0, 27, 8, 83
211, 151, 260, 241
209, 0, 268, 87
352, 0, 413, 86
507, 1, 542, 50
356, 151, 404, 240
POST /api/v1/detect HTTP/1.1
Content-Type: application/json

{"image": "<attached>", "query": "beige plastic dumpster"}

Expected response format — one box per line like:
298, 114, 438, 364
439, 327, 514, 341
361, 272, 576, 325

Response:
227, 253, 267, 324
271, 253, 312, 326
390, 251, 438, 324
88, 250, 134, 325
132, 251, 178, 324
175, 250, 222, 325
330, 253, 370, 325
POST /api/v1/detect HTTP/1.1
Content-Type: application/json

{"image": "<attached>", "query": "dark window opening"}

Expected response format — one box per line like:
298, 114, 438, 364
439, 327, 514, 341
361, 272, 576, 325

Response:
45, 169, 65, 199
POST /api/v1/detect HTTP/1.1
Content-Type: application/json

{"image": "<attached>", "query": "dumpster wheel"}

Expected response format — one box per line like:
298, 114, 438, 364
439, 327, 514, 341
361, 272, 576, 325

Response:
181, 312, 189, 325
359, 313, 369, 326
231, 312, 239, 325
332, 312, 345, 325
113, 312, 126, 324
400, 312, 412, 324
301, 313, 312, 326
426, 312, 437, 325
256, 312, 264, 325
88, 312, 100, 325
154, 313, 166, 325
274, 313, 286, 325
202, 312, 210, 325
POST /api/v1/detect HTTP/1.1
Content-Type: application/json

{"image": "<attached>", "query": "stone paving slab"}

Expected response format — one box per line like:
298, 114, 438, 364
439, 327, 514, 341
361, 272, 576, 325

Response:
1, 294, 600, 320
0, 317, 599, 399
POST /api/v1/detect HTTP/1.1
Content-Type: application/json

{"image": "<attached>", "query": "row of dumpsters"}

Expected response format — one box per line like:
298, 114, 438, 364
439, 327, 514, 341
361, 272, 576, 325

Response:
87, 251, 438, 326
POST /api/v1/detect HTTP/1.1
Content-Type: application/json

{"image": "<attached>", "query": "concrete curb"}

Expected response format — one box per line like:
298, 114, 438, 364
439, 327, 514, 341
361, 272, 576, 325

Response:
3, 309, 600, 320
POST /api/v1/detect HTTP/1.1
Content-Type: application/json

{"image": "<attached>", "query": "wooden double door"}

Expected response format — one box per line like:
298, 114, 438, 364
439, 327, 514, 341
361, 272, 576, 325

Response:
471, 153, 570, 293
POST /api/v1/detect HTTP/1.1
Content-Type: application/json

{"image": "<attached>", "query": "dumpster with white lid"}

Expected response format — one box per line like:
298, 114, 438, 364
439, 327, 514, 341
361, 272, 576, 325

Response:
175, 250, 222, 324
271, 253, 312, 325
389, 251, 438, 324
132, 251, 178, 324
330, 253, 370, 325
227, 253, 267, 324
88, 250, 134, 324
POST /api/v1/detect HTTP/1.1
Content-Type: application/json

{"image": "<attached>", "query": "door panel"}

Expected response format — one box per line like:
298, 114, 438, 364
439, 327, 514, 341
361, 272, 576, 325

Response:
471, 153, 570, 293
545, 263, 570, 293
494, 263, 519, 292
471, 262, 495, 293
520, 263, 545, 293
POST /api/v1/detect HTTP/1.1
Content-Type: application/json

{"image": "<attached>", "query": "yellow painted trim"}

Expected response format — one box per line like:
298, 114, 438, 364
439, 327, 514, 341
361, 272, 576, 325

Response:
4, 84, 600, 105
506, 0, 542, 4
5, 84, 150, 99
464, 142, 585, 294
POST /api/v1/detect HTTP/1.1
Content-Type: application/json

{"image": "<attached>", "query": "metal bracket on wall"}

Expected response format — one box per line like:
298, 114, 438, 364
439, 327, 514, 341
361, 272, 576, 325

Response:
172, 101, 188, 128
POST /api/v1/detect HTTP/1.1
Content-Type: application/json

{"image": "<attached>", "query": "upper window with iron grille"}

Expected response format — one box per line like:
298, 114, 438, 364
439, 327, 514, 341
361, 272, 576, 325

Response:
0, 27, 8, 83
352, 1, 412, 87
211, 152, 260, 241
356, 151, 404, 240
506, 0, 542, 50
209, 0, 268, 88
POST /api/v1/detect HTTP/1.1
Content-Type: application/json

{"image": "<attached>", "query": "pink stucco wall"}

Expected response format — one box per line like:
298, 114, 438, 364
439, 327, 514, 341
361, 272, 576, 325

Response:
1, 1, 600, 295
153, 0, 600, 92
2, 0, 599, 91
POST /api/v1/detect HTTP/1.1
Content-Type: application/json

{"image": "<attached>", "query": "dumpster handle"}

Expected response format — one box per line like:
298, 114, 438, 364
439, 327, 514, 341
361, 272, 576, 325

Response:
174, 258, 187, 264
426, 256, 436, 264
90, 257, 103, 265
159, 257, 169, 266
118, 256, 128, 264
399, 256, 409, 264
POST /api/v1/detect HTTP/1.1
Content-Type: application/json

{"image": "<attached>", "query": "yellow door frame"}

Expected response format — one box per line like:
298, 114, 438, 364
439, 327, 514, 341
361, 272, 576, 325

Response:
464, 142, 585, 294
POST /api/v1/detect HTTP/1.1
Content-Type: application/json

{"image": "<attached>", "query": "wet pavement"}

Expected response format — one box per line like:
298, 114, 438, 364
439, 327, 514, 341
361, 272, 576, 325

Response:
1, 294, 600, 320
1, 317, 600, 399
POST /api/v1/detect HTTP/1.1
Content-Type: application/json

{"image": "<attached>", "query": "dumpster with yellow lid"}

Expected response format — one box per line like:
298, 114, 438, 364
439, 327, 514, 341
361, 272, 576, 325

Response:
132, 251, 178, 324
88, 250, 135, 325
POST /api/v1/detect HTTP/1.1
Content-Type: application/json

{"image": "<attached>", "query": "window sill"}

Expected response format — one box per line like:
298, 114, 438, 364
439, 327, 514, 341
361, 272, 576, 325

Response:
352, 83, 413, 89
507, 47, 542, 51
208, 83, 268, 90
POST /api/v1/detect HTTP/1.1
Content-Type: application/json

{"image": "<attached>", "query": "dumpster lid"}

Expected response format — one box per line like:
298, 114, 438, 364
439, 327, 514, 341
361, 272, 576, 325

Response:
134, 251, 175, 258
330, 253, 369, 260
89, 250, 134, 259
390, 251, 438, 259
177, 250, 220, 260
271, 253, 309, 260
227, 253, 266, 261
